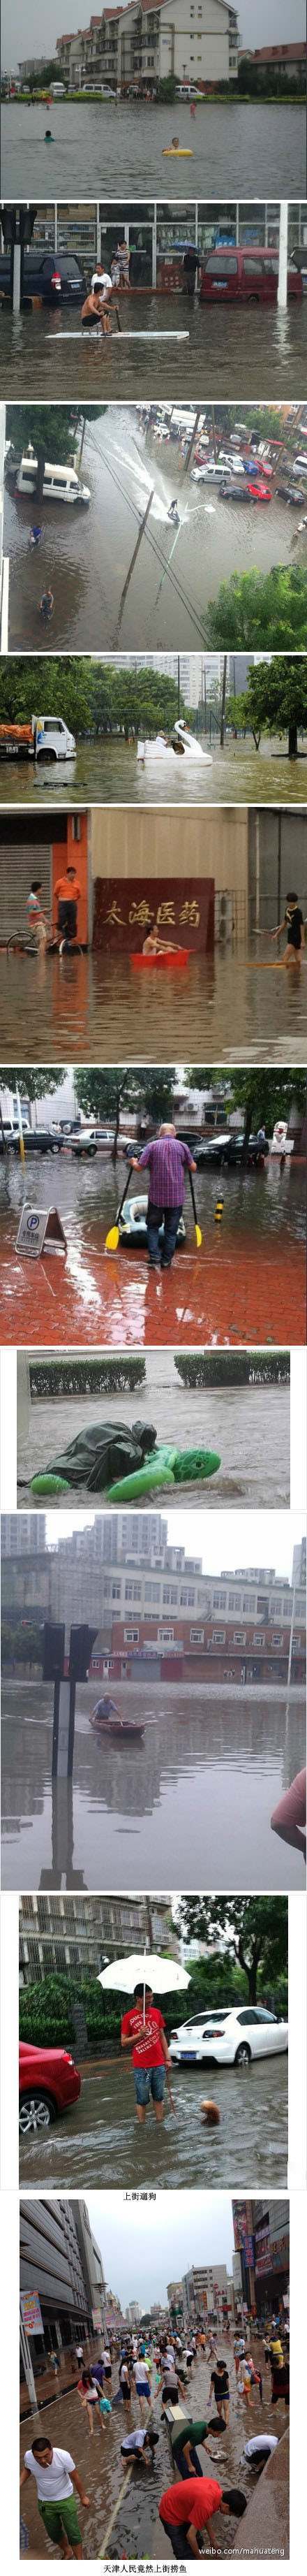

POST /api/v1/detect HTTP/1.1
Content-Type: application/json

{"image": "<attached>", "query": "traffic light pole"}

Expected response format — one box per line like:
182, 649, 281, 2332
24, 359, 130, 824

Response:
46, 1622, 98, 1782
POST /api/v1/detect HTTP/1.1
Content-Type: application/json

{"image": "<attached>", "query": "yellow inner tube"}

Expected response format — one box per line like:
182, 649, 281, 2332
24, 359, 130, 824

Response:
163, 147, 193, 157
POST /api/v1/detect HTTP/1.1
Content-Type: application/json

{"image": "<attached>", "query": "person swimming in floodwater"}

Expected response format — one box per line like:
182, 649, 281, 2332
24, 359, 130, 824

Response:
271, 889, 305, 966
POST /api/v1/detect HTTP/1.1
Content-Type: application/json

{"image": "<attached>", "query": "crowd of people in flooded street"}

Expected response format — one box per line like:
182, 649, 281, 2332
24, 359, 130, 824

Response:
20, 2307, 290, 2557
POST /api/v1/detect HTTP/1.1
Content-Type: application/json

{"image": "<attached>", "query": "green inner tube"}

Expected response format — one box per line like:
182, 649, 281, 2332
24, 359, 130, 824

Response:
31, 1473, 70, 1494
106, 1445, 220, 1501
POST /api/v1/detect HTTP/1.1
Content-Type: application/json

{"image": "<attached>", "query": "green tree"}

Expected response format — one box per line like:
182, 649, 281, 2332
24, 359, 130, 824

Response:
6, 406, 106, 502
0, 1067, 66, 1128
188, 1068, 306, 1158
229, 654, 307, 759
74, 1067, 177, 1156
204, 567, 307, 651
178, 1898, 287, 2005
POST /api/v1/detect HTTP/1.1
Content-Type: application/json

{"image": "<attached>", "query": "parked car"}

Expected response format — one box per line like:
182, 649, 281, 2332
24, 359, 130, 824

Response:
194, 1132, 269, 1167
0, 248, 87, 305
19, 2040, 81, 2132
199, 245, 302, 303
118, 1193, 186, 1249
170, 2007, 288, 2069
220, 477, 271, 504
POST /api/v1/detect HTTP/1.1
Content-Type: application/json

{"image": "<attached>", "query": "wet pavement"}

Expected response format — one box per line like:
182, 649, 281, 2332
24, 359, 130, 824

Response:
2, 1680, 305, 1891
19, 2048, 288, 2192
17, 1369, 290, 1511
0, 941, 306, 1066
4, 409, 304, 653
3, 98, 304, 198
1, 1149, 305, 1348
2, 734, 307, 809
2, 291, 307, 405
19, 2337, 288, 2559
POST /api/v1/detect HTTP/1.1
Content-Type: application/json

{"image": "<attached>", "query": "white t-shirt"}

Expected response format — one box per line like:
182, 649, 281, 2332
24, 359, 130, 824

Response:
103, 2350, 111, 2365
91, 271, 112, 293
121, 2428, 147, 2452
135, 2361, 150, 2387
24, 2448, 75, 2502
244, 2436, 278, 2461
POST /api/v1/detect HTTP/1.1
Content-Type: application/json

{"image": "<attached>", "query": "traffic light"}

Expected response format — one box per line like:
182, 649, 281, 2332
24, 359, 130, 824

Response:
1, 205, 37, 245
43, 1622, 66, 1681
68, 1624, 99, 1681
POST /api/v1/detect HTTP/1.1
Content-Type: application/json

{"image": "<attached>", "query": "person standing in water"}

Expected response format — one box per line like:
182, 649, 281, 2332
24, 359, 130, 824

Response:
131, 1122, 197, 1270
271, 889, 305, 966
26, 879, 48, 951
121, 1980, 174, 2123
54, 860, 81, 947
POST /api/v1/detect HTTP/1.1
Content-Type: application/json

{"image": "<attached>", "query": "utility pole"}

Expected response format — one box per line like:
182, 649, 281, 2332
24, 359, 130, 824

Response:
182, 406, 202, 475
277, 202, 288, 310
115, 488, 154, 641
220, 653, 227, 746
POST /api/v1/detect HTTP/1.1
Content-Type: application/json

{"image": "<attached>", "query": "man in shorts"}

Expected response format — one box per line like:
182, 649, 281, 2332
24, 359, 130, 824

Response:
20, 2436, 89, 2559
121, 1981, 175, 2123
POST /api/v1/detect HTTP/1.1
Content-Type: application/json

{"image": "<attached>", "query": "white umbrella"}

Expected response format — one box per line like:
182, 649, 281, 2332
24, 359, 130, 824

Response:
98, 1949, 190, 2021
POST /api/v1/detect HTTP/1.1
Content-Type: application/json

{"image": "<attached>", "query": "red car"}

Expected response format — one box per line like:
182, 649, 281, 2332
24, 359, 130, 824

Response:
200, 245, 302, 303
19, 2039, 81, 2134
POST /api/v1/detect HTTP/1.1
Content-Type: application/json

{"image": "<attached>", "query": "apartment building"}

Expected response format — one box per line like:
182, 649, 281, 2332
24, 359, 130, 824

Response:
19, 1891, 177, 1983
56, 3, 239, 95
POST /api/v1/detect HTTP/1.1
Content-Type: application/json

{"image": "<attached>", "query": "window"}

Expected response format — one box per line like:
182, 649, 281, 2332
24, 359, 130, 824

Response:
123, 1627, 139, 1643
158, 1628, 174, 1644
205, 254, 238, 277
243, 258, 265, 277
253, 1631, 265, 1646
243, 1596, 255, 1613
234, 1630, 246, 1645
212, 1629, 226, 1645
190, 1628, 204, 1644
272, 1634, 283, 1647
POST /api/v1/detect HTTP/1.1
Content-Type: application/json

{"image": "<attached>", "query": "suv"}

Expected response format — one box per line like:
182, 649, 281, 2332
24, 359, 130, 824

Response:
0, 249, 87, 305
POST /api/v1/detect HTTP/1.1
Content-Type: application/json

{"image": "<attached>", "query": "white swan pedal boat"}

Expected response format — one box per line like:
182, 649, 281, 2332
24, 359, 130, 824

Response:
137, 719, 212, 764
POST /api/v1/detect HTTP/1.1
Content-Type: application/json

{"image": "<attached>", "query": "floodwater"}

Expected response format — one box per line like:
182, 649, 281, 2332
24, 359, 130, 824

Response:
1, 1149, 305, 1346
19, 2049, 288, 2192
17, 1374, 290, 1511
2, 292, 307, 404
4, 409, 304, 653
20, 2341, 281, 2560
2, 99, 304, 197
2, 1680, 305, 1891
1, 940, 307, 1065
2, 734, 307, 808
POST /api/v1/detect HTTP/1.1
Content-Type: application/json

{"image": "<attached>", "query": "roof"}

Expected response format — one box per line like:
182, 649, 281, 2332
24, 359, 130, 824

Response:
244, 42, 306, 64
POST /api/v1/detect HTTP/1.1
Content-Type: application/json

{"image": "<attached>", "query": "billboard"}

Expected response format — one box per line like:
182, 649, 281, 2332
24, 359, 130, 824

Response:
20, 2291, 43, 2336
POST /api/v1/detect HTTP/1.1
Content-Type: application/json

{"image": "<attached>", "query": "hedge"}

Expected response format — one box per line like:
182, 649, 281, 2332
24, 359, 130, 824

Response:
174, 1352, 290, 1388
29, 1356, 147, 1398
20, 1960, 287, 2055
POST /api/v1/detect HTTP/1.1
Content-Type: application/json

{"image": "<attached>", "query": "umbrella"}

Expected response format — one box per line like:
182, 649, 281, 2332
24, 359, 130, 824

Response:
98, 1948, 190, 2021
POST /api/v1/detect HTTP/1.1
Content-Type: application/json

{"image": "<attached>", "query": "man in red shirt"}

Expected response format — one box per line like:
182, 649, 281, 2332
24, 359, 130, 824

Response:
54, 863, 81, 947
121, 1981, 175, 2123
158, 2474, 247, 2556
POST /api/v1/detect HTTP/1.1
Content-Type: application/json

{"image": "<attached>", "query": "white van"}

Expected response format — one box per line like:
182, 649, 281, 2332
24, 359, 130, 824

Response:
14, 456, 91, 505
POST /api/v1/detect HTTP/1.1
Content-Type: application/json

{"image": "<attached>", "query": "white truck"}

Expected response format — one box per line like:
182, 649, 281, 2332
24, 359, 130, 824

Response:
0, 715, 76, 762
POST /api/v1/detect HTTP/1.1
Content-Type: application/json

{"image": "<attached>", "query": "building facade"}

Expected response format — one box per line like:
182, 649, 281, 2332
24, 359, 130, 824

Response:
56, 4, 239, 94
19, 1891, 177, 1984
182, 2262, 229, 2319
20, 2198, 100, 2376
3, 1516, 306, 1684
232, 2200, 290, 2319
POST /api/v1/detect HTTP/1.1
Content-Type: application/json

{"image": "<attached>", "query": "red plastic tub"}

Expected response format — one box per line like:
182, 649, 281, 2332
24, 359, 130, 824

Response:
130, 948, 190, 970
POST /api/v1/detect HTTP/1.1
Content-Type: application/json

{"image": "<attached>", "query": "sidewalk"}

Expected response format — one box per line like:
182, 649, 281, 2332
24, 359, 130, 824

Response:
2, 1237, 306, 1347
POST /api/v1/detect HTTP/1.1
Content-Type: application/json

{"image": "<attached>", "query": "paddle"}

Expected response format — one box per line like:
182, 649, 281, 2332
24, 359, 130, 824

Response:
105, 1163, 134, 1253
188, 1170, 202, 1248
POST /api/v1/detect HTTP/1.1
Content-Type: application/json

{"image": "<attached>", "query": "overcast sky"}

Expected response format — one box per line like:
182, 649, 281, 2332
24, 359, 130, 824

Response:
45, 1508, 304, 1580
86, 2190, 234, 2306
2, 0, 305, 73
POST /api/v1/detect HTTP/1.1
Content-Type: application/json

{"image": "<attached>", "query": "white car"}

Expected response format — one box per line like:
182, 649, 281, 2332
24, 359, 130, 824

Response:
170, 2006, 288, 2069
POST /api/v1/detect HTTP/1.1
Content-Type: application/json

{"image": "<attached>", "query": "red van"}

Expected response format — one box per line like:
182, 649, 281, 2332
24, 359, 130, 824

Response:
200, 245, 302, 303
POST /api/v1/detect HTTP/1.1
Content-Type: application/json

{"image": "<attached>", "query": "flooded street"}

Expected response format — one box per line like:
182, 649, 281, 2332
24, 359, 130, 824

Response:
2, 1681, 305, 1891
3, 98, 304, 197
17, 1371, 290, 1512
1, 293, 307, 405
1, 1149, 305, 1347
2, 736, 307, 810
0, 940, 306, 1065
4, 409, 302, 653
19, 2334, 281, 2560
19, 2049, 288, 2192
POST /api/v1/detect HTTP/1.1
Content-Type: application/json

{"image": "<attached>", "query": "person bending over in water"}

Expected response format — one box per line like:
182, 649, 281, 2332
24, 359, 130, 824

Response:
81, 280, 113, 333
271, 889, 305, 966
